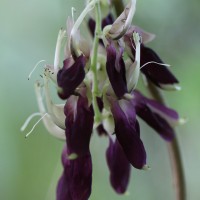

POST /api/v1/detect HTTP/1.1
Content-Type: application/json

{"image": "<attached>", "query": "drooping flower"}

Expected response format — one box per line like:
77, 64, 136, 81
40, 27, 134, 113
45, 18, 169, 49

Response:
106, 138, 131, 194
57, 55, 86, 99
57, 144, 92, 200
22, 0, 184, 199
140, 44, 180, 90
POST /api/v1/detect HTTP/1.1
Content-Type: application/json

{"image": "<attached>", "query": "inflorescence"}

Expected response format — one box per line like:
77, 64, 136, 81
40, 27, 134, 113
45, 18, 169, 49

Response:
21, 0, 185, 199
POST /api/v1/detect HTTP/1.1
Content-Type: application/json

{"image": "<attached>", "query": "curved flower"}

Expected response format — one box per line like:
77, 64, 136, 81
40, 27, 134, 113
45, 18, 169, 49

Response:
106, 138, 131, 194
110, 97, 147, 169
131, 90, 181, 141
57, 55, 86, 99
64, 95, 94, 157
140, 45, 180, 90
106, 41, 128, 98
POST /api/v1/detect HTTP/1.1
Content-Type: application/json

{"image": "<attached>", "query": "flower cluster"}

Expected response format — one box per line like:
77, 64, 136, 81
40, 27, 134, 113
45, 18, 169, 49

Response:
23, 0, 184, 199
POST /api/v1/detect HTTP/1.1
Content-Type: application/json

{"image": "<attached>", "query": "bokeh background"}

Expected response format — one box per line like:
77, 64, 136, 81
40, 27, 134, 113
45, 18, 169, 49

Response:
1, 0, 200, 199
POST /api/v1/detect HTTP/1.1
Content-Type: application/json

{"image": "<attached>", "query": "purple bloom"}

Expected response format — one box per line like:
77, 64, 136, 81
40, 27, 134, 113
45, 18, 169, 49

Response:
132, 90, 178, 141
123, 26, 180, 91
140, 45, 179, 90
57, 95, 93, 200
57, 145, 92, 200
25, 0, 184, 199
106, 41, 128, 98
64, 95, 94, 156
57, 55, 86, 99
106, 138, 131, 194
109, 97, 146, 169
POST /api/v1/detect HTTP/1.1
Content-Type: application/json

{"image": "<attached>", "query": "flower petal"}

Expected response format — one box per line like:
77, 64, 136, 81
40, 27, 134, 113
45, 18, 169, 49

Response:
140, 45, 179, 90
57, 146, 92, 200
111, 99, 146, 169
108, 0, 136, 40
65, 95, 94, 156
124, 32, 141, 91
57, 55, 86, 99
126, 26, 155, 44
133, 90, 176, 141
106, 42, 128, 98
145, 97, 181, 126
106, 138, 131, 194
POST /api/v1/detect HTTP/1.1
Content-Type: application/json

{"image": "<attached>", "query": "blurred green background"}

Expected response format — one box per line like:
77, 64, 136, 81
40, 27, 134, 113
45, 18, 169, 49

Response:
0, 0, 199, 199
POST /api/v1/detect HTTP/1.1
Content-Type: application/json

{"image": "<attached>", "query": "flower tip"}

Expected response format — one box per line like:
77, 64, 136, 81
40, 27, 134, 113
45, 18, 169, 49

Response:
160, 84, 181, 91
178, 117, 187, 125
124, 191, 130, 196
174, 85, 182, 91
28, 60, 46, 80
148, 33, 156, 43
142, 165, 151, 171
68, 153, 78, 160
25, 133, 32, 139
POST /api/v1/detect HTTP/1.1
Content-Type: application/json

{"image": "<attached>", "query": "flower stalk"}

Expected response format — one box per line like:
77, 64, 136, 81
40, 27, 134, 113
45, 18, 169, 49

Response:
91, 0, 102, 124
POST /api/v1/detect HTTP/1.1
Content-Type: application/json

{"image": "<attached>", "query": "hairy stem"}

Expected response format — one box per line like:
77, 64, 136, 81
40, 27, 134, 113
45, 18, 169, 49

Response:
112, 0, 186, 200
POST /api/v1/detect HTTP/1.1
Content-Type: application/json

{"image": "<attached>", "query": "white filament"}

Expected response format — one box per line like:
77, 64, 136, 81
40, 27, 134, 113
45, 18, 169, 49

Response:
70, 0, 97, 37
140, 61, 170, 69
20, 112, 42, 132
25, 113, 48, 138
127, 32, 141, 91
28, 60, 46, 80
108, 0, 136, 40
71, 7, 76, 24
70, 0, 97, 56
54, 29, 66, 71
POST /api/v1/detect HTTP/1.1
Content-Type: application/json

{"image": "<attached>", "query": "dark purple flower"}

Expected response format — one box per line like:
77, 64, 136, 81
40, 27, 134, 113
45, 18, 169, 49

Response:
64, 95, 94, 156
57, 145, 92, 200
57, 55, 86, 99
132, 90, 181, 141
106, 42, 128, 98
123, 26, 180, 91
106, 138, 131, 194
57, 95, 94, 200
110, 98, 147, 169
140, 45, 180, 90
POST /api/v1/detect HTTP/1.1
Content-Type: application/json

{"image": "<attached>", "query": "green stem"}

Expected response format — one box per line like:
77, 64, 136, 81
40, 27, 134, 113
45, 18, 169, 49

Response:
112, 1, 186, 200
91, 0, 102, 123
